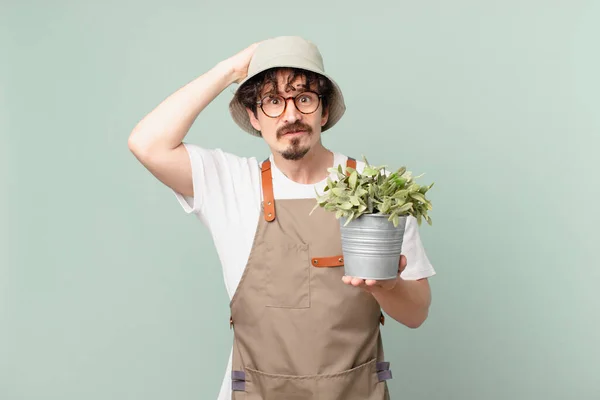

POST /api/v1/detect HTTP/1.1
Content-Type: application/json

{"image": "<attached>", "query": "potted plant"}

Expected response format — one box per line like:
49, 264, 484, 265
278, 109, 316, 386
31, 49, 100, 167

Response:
311, 156, 434, 280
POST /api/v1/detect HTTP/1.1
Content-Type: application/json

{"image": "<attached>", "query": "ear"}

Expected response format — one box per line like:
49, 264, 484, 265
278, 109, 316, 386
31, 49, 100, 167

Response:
246, 108, 261, 132
321, 105, 329, 127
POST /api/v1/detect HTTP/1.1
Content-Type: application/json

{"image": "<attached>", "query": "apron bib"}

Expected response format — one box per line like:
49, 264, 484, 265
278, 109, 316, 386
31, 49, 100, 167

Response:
229, 157, 392, 399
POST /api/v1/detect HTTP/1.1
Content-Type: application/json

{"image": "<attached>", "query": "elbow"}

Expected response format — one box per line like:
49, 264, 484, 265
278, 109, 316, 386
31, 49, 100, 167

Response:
404, 308, 429, 329
127, 135, 138, 154
127, 127, 142, 152
127, 128, 151, 158
405, 319, 425, 329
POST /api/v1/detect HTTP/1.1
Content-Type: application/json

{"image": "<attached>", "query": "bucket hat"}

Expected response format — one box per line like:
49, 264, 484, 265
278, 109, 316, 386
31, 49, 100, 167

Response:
229, 36, 346, 137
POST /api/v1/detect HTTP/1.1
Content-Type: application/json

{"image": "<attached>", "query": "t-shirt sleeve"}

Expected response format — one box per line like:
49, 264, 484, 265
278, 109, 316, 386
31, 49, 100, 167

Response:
171, 143, 260, 224
173, 143, 205, 215
399, 216, 436, 280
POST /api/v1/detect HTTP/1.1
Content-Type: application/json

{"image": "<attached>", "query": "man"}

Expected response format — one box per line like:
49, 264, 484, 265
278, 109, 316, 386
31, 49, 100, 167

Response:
128, 36, 435, 399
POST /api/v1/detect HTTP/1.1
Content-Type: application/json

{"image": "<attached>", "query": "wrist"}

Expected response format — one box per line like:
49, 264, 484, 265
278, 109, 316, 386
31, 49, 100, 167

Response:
210, 61, 236, 86
214, 60, 244, 86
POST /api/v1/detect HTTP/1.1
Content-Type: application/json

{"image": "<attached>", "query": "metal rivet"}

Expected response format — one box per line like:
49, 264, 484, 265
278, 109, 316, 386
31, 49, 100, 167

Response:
268, 213, 272, 217
339, 258, 343, 262
267, 201, 272, 206
313, 260, 318, 264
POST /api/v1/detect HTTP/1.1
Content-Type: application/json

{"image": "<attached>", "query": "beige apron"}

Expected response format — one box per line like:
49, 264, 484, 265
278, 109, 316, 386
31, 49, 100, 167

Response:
229, 157, 392, 399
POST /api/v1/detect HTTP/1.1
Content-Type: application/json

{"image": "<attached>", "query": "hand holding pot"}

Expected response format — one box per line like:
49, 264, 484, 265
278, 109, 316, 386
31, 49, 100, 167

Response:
341, 255, 407, 293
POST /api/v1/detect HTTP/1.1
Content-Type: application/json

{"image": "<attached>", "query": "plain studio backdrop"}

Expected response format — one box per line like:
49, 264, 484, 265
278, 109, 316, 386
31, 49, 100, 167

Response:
2, 1, 599, 399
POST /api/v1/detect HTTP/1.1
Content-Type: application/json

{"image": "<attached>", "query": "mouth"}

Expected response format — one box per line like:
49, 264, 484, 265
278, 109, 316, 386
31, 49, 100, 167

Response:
282, 130, 307, 137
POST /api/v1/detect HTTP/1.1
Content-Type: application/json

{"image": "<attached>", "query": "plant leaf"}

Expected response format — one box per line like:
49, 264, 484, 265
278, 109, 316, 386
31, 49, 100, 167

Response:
393, 189, 408, 200
410, 192, 428, 204
407, 183, 419, 193
331, 187, 346, 197
396, 202, 413, 214
309, 203, 320, 215
339, 202, 353, 210
349, 171, 358, 189
362, 166, 379, 176
310, 157, 433, 227
355, 188, 368, 197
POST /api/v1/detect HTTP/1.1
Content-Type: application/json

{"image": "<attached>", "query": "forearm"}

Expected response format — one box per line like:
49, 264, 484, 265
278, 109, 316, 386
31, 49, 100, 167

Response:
128, 61, 237, 153
372, 278, 431, 329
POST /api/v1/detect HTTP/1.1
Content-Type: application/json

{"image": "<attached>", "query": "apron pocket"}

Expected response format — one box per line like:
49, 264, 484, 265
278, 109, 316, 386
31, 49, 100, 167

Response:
265, 243, 310, 309
243, 359, 386, 400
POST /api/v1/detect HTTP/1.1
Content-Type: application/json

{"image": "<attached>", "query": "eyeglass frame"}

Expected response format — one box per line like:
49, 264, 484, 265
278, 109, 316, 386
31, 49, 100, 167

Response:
256, 90, 324, 118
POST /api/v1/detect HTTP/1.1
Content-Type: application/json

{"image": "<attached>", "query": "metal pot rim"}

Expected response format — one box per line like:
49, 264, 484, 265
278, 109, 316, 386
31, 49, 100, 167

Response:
346, 213, 409, 218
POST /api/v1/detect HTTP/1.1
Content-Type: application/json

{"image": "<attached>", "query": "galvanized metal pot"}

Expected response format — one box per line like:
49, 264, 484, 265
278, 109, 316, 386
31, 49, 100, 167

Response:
339, 214, 408, 280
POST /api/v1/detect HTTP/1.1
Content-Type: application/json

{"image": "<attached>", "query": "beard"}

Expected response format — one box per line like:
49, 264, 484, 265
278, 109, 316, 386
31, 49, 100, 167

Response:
277, 121, 313, 160
281, 138, 310, 160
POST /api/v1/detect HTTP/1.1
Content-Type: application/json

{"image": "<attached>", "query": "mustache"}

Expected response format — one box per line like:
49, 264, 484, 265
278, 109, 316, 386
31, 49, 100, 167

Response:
277, 122, 313, 138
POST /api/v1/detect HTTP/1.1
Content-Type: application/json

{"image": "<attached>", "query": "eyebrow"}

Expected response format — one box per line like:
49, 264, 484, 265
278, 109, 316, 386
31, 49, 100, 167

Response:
261, 84, 308, 97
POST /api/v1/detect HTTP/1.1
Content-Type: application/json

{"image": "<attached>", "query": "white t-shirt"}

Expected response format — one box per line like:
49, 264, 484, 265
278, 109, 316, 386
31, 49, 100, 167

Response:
172, 143, 436, 400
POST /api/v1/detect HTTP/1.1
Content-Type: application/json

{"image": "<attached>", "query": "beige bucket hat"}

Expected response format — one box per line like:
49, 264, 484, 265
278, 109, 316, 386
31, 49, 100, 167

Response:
229, 36, 346, 137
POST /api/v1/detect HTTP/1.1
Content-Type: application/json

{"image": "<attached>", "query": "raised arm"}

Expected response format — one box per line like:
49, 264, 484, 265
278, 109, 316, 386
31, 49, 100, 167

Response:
127, 42, 261, 197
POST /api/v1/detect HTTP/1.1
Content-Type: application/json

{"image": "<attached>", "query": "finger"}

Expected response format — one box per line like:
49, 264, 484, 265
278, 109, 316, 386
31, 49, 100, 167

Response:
350, 277, 365, 287
341, 275, 352, 285
398, 255, 407, 274
365, 279, 378, 286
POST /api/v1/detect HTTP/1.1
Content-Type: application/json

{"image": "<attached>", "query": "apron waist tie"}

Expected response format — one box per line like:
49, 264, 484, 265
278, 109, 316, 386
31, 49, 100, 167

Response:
231, 370, 246, 391
376, 362, 392, 382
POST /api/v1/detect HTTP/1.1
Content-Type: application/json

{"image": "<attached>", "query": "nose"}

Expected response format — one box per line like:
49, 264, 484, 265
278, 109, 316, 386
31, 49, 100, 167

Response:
282, 97, 302, 124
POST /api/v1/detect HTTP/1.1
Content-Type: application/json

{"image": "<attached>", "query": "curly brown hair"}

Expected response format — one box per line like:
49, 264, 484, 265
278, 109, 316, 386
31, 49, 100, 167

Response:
234, 67, 334, 119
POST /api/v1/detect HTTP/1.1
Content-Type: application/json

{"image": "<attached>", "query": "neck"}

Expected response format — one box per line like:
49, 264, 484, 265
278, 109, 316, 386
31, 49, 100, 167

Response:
271, 143, 334, 185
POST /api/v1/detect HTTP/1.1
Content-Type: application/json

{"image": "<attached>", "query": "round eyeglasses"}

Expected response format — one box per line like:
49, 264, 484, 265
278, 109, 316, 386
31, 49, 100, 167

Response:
256, 91, 323, 118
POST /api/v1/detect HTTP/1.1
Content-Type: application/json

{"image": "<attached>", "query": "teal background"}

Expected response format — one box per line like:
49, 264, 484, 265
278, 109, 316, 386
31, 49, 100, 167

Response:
3, 1, 599, 399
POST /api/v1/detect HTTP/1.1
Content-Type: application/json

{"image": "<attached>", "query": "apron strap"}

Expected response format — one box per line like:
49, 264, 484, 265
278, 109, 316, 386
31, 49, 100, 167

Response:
346, 156, 357, 172
261, 156, 357, 222
261, 159, 276, 222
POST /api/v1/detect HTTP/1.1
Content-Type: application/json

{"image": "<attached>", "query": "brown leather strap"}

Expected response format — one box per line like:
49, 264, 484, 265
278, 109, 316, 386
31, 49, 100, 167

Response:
261, 156, 356, 223
311, 256, 344, 268
346, 156, 356, 173
261, 159, 275, 222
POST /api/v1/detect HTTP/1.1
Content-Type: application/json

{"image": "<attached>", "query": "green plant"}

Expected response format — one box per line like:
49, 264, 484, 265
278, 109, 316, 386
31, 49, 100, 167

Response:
311, 156, 434, 227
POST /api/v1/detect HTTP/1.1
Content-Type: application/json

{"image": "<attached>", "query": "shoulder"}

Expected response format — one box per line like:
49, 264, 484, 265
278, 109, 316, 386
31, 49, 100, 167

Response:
182, 143, 261, 175
173, 143, 262, 215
